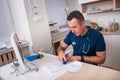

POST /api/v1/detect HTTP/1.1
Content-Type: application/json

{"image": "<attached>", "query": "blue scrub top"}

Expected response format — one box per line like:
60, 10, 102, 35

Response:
64, 28, 106, 56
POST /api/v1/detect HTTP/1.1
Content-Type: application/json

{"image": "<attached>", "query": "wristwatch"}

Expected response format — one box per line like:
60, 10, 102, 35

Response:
81, 56, 84, 62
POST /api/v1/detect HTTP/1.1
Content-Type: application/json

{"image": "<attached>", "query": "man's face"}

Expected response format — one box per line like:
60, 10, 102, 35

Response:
68, 18, 85, 36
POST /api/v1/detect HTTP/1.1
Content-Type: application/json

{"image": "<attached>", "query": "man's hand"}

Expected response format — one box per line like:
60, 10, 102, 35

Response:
67, 56, 81, 62
58, 50, 67, 62
57, 42, 68, 62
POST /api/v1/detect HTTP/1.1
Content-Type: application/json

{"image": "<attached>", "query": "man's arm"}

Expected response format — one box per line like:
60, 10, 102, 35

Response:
83, 51, 106, 64
68, 51, 106, 64
57, 42, 68, 62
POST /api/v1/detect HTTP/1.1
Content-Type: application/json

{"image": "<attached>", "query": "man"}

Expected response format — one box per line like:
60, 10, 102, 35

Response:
57, 10, 106, 65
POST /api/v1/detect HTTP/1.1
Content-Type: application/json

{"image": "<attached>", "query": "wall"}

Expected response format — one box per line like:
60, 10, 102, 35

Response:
45, 0, 67, 25
66, 0, 80, 13
66, 0, 120, 30
24, 0, 53, 53
8, 0, 53, 54
8, 0, 32, 44
0, 0, 12, 42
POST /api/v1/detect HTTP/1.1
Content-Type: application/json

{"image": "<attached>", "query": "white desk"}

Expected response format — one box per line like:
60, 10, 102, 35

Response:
0, 52, 65, 80
0, 52, 120, 80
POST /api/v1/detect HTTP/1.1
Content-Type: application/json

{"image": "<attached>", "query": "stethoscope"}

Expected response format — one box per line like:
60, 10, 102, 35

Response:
72, 33, 90, 54
82, 36, 90, 54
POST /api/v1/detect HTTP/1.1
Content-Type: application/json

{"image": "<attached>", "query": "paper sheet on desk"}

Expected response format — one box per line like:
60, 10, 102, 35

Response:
44, 62, 64, 75
63, 61, 83, 72
45, 61, 83, 73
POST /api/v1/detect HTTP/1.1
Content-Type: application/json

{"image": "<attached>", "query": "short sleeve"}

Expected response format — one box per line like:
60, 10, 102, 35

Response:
64, 31, 72, 46
96, 33, 106, 52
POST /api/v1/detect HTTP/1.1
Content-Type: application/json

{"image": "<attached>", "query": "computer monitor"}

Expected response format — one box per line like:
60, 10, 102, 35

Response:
10, 32, 26, 70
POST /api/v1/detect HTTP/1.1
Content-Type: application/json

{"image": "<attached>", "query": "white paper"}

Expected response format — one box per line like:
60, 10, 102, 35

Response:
63, 61, 83, 72
45, 61, 83, 73
44, 62, 63, 73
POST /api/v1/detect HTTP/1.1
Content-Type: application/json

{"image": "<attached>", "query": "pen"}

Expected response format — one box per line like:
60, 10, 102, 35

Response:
63, 58, 67, 64
63, 54, 68, 64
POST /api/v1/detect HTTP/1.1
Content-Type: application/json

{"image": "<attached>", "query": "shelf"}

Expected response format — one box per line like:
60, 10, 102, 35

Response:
86, 9, 120, 14
81, 0, 120, 14
101, 31, 120, 35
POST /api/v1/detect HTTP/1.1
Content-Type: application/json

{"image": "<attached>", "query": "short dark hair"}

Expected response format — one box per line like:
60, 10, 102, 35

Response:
67, 10, 84, 23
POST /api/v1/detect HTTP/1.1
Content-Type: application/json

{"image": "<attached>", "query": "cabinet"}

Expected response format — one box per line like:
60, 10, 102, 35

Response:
0, 42, 29, 66
81, 0, 120, 14
102, 35, 120, 70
